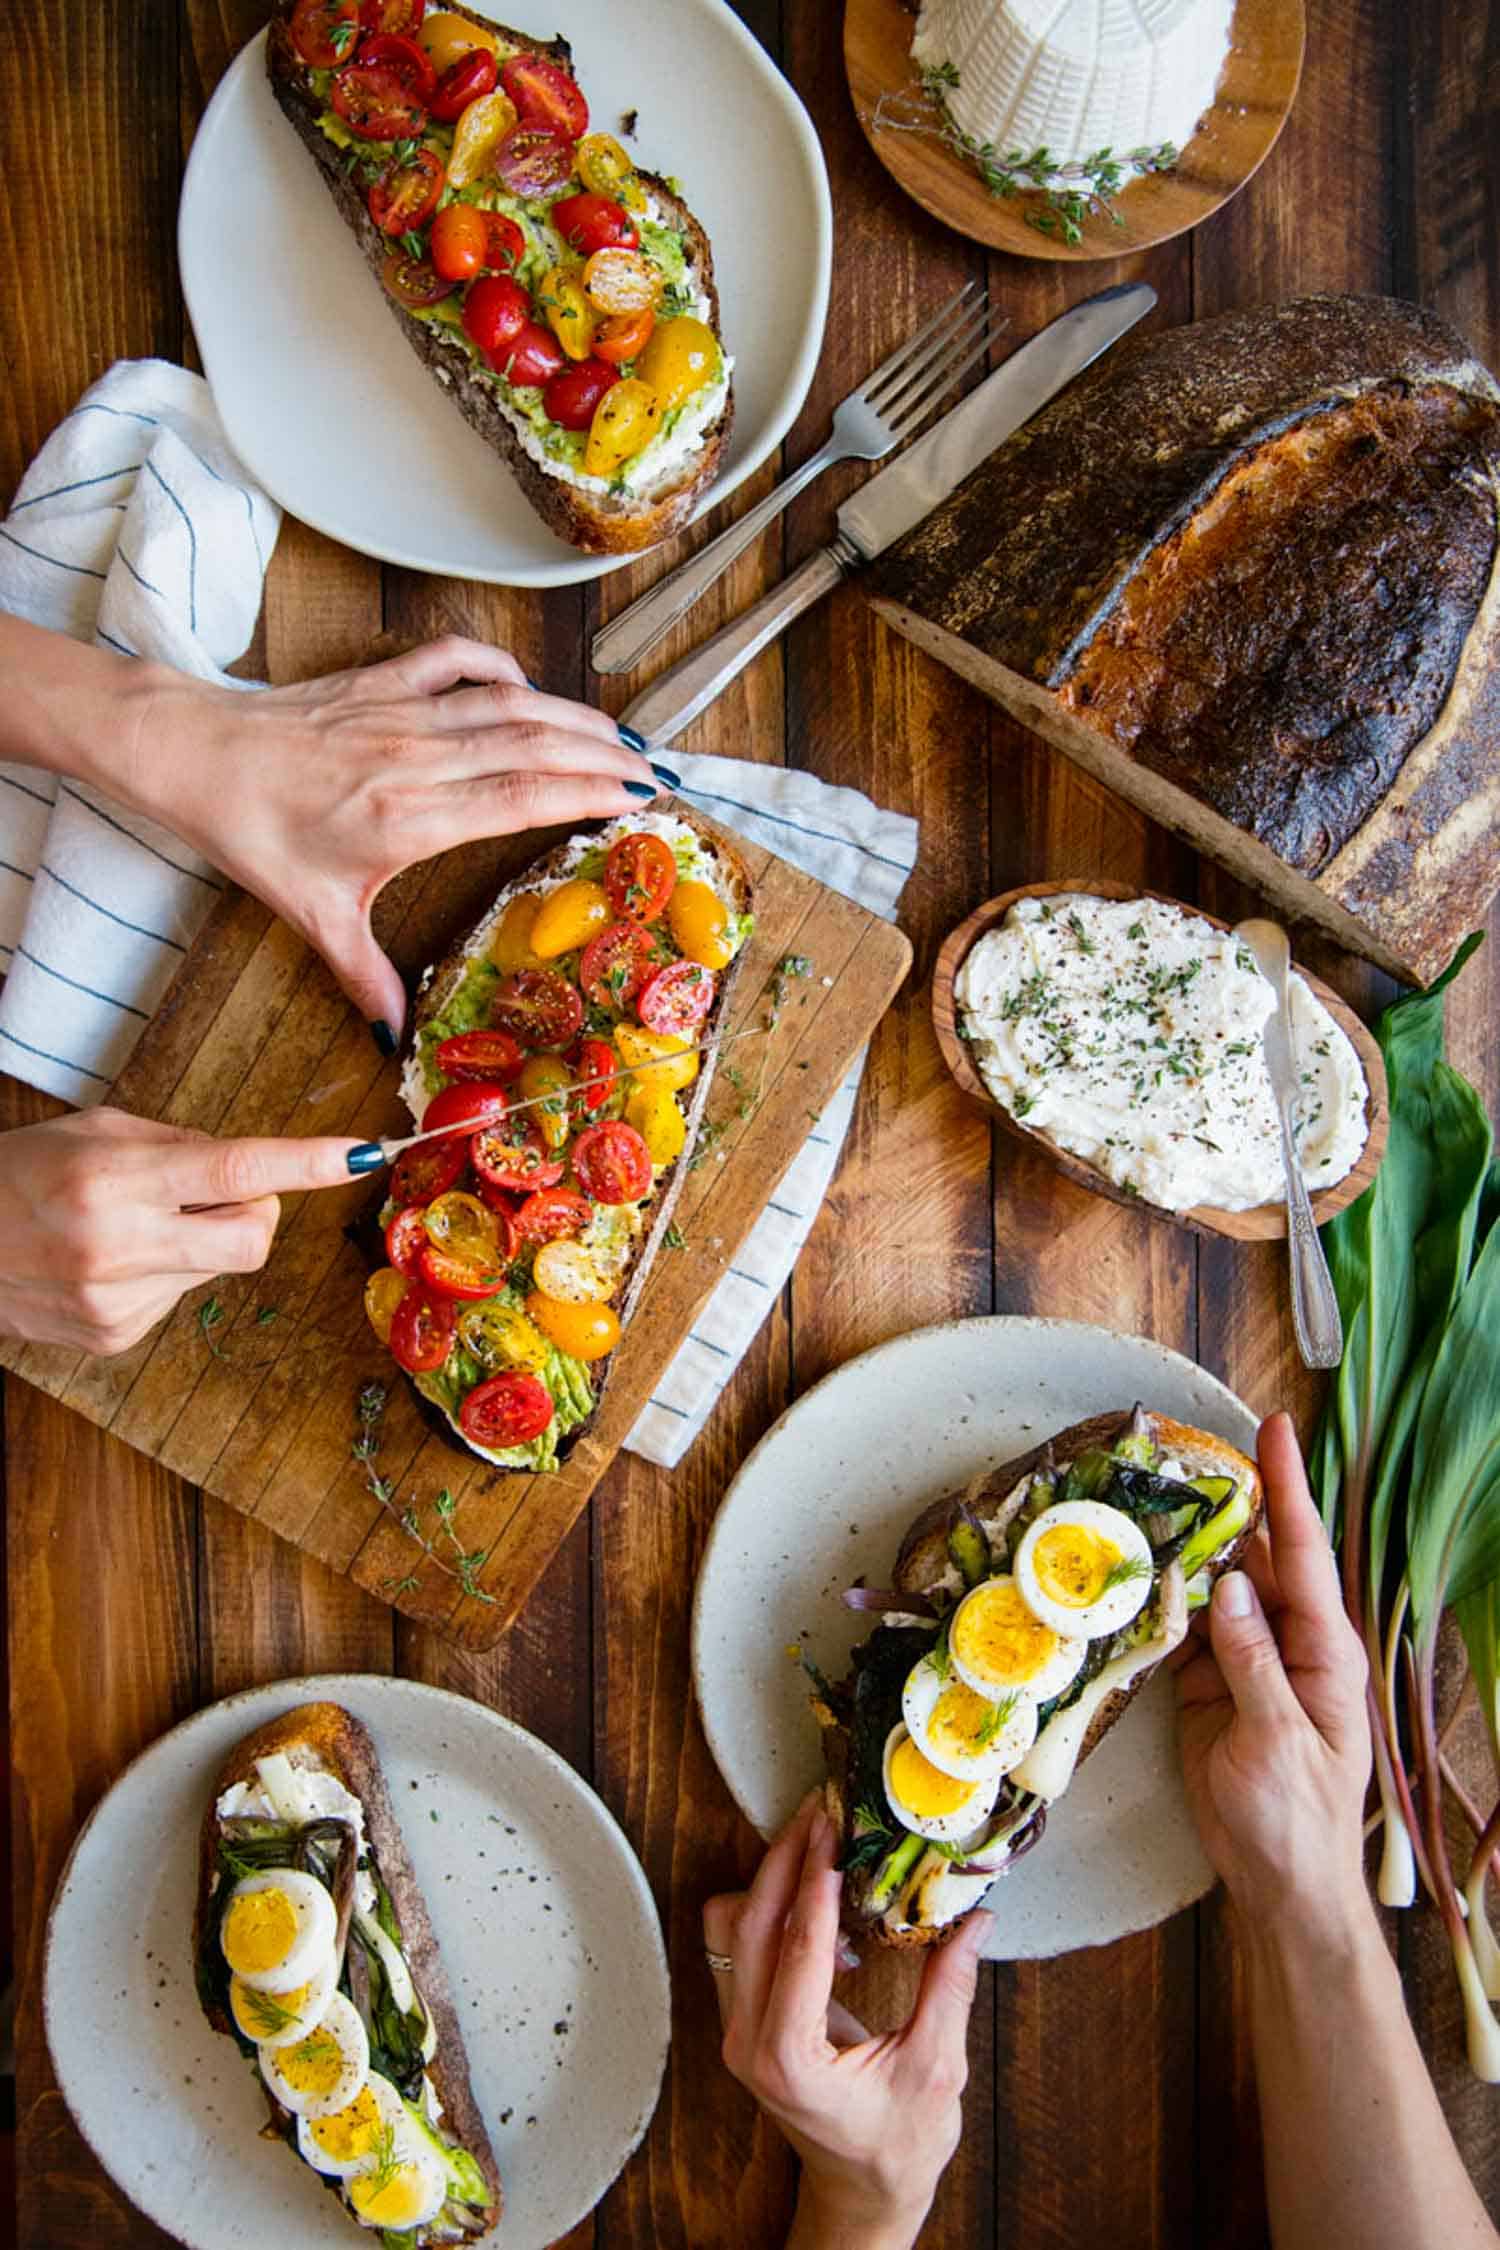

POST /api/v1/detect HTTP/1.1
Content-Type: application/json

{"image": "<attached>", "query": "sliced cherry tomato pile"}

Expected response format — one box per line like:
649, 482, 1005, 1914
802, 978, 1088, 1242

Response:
364, 827, 743, 1442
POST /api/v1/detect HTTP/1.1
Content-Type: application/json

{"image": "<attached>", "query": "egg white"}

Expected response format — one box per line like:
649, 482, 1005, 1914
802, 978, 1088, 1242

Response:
1014, 1500, 1155, 1640
230, 1950, 338, 2050
260, 1991, 370, 2120
881, 1722, 1001, 1843
298, 2071, 406, 2179
219, 1868, 337, 1993
949, 1576, 1087, 1702
347, 2119, 449, 2232
902, 1656, 1039, 1782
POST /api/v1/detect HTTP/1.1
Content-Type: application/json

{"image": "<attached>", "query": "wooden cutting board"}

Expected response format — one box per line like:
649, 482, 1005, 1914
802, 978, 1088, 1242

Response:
0, 807, 911, 1647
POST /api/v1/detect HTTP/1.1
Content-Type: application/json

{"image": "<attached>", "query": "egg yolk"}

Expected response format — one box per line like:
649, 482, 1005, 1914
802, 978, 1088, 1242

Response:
953, 1579, 1062, 1683
309, 2085, 385, 2164
275, 2024, 345, 2097
1032, 1523, 1121, 1609
889, 1734, 979, 1819
926, 1681, 1004, 1761
349, 2161, 428, 2226
230, 1972, 313, 2042
222, 1885, 297, 1977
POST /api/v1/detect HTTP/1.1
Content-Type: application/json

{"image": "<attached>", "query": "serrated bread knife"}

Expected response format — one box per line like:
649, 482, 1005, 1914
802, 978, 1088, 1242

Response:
617, 280, 1155, 748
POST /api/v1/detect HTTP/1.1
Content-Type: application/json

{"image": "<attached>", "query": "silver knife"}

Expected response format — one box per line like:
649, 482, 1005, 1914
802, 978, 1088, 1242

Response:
618, 280, 1155, 748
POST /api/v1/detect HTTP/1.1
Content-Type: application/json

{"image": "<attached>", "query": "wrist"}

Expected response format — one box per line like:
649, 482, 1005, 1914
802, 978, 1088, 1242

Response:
1239, 1875, 1388, 1993
789, 2169, 935, 2250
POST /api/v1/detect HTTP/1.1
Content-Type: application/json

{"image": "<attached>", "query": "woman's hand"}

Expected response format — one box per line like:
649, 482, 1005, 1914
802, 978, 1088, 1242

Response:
705, 1793, 989, 2250
0, 1108, 360, 1353
1175, 1411, 1372, 1942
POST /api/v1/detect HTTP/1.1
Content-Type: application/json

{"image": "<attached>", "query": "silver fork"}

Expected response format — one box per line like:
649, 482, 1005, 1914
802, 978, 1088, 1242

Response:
590, 280, 1005, 676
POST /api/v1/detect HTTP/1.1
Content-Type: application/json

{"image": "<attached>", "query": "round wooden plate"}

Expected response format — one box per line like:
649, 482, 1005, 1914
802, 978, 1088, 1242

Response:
844, 0, 1306, 262
932, 880, 1388, 1242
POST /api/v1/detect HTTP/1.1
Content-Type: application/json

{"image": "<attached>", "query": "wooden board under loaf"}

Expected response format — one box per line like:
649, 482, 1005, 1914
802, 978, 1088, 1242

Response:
0, 807, 910, 1648
869, 293, 1500, 987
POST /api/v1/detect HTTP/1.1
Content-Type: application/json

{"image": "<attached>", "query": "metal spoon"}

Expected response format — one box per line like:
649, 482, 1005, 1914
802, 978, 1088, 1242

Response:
1233, 918, 1344, 1369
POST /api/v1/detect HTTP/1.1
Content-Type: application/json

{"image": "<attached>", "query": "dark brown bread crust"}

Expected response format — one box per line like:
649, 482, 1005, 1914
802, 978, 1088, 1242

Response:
195, 1700, 502, 2239
266, 5, 731, 554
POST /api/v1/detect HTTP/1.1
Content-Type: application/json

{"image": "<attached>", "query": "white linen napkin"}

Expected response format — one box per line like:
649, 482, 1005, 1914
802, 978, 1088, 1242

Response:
0, 360, 918, 1468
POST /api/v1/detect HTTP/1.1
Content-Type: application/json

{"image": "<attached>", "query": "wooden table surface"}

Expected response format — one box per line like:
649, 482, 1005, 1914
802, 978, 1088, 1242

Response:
3, 2, 1497, 2245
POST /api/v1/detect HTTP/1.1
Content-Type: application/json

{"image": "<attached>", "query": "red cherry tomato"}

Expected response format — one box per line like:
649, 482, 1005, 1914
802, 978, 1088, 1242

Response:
461, 273, 530, 356
495, 123, 575, 195
580, 921, 657, 1011
429, 45, 497, 121
431, 203, 486, 282
470, 1118, 567, 1193
572, 1120, 653, 1204
418, 1243, 508, 1300
605, 832, 677, 922
290, 0, 360, 69
330, 59, 429, 139
542, 356, 618, 431
491, 968, 584, 1049
550, 191, 637, 257
459, 1370, 555, 1448
381, 249, 454, 308
593, 308, 654, 366
514, 1186, 594, 1243
355, 30, 436, 100
575, 1035, 617, 1114
639, 958, 715, 1036
367, 144, 445, 234
385, 1205, 431, 1277
388, 1134, 466, 1209
389, 1288, 456, 1374
494, 320, 564, 388
500, 52, 589, 139
422, 1080, 511, 1135
360, 0, 425, 32
434, 1027, 525, 1082
481, 211, 527, 271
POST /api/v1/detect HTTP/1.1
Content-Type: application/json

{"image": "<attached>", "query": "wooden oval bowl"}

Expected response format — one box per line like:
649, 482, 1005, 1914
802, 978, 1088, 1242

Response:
932, 881, 1388, 1241
845, 0, 1306, 263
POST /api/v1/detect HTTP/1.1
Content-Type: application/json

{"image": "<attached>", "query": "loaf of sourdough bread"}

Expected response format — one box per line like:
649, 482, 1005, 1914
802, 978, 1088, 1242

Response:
869, 294, 1500, 986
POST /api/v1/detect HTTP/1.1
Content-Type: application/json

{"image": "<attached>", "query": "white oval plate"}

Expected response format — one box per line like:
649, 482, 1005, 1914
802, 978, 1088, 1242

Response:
693, 1317, 1259, 1959
44, 1673, 670, 2249
179, 5, 832, 587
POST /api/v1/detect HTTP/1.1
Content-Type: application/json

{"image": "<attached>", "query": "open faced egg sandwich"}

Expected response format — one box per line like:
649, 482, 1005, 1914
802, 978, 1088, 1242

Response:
811, 1405, 1262, 1946
194, 1701, 502, 2241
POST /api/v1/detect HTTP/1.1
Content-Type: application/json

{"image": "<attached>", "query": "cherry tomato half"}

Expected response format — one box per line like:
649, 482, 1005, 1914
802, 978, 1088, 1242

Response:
422, 1188, 502, 1264
593, 308, 654, 366
355, 29, 436, 100
514, 1186, 594, 1243
360, 0, 425, 34
605, 832, 676, 922
639, 958, 715, 1036
388, 1133, 466, 1209
493, 319, 565, 388
368, 145, 445, 235
459, 1369, 555, 1447
500, 52, 589, 140
491, 968, 584, 1050
550, 191, 636, 257
572, 1119, 653, 1204
418, 1243, 509, 1301
389, 1287, 456, 1374
418, 8, 495, 72
583, 248, 659, 316
574, 1035, 617, 1114
330, 58, 428, 139
495, 123, 575, 196
422, 1080, 511, 1135
580, 921, 657, 1011
462, 273, 530, 356
470, 1118, 566, 1194
290, 0, 360, 69
532, 1239, 612, 1302
381, 249, 454, 308
542, 357, 618, 431
385, 1204, 431, 1277
364, 1265, 410, 1344
429, 44, 496, 122
575, 133, 645, 212
434, 1026, 525, 1082
527, 1292, 620, 1362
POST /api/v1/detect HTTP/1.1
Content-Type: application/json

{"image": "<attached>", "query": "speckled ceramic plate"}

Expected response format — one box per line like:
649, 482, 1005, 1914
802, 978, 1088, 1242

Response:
43, 1673, 670, 2249
692, 1317, 1258, 1959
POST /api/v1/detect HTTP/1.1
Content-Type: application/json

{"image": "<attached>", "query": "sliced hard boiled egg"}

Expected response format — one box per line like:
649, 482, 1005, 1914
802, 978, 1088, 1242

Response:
347, 2119, 449, 2232
260, 1990, 369, 2119
219, 1868, 337, 1993
949, 1575, 1087, 1702
229, 1952, 337, 2050
298, 2071, 406, 2178
1014, 1500, 1155, 1641
901, 1655, 1039, 1782
881, 1723, 1000, 1843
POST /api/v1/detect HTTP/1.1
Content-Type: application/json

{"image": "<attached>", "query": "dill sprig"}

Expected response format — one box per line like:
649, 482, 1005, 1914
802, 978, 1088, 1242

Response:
352, 1384, 496, 1606
1101, 1552, 1154, 1595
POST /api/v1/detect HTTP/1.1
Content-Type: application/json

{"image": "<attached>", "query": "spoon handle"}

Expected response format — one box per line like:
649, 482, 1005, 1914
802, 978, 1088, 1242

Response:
1278, 1106, 1344, 1368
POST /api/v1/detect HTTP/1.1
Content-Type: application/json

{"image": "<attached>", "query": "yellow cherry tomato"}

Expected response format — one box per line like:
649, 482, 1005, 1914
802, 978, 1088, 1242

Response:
533, 1240, 613, 1303
490, 890, 544, 971
576, 132, 646, 212
635, 317, 719, 414
666, 879, 734, 969
538, 264, 596, 361
423, 1191, 501, 1264
457, 1299, 550, 1374
583, 247, 661, 316
364, 1267, 408, 1346
625, 1081, 686, 1166
447, 90, 520, 188
530, 877, 611, 959
527, 1292, 620, 1362
584, 379, 660, 477
420, 11, 501, 70
613, 1020, 698, 1093
519, 1053, 573, 1150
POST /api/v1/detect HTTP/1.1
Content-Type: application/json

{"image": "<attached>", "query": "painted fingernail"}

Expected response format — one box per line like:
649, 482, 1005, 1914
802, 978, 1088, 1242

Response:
1217, 1571, 1253, 1618
369, 1020, 397, 1056
624, 778, 658, 799
525, 674, 542, 690
346, 1141, 388, 1175
651, 761, 681, 789
617, 722, 649, 753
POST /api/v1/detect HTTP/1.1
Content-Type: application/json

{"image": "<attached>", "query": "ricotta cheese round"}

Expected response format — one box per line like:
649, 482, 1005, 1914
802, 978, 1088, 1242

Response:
954, 895, 1368, 1213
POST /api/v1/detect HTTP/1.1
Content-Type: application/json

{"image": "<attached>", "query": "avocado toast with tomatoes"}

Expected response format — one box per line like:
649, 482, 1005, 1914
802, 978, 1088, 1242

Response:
267, 2, 734, 554
365, 809, 754, 1472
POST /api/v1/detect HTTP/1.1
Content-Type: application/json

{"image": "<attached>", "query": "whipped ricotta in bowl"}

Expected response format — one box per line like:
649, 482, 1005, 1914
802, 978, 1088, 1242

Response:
954, 895, 1368, 1213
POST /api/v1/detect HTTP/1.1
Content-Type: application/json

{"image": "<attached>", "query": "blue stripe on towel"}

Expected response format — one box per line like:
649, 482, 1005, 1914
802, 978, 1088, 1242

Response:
38, 862, 186, 949
647, 1395, 692, 1419
143, 459, 198, 632
0, 1023, 111, 1082
95, 626, 140, 658
60, 785, 221, 889
115, 545, 165, 599
0, 773, 53, 807
68, 401, 265, 573
11, 465, 143, 511
16, 944, 150, 1017
0, 524, 108, 582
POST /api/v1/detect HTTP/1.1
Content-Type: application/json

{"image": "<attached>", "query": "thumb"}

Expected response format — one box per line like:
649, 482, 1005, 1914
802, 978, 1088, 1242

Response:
904, 1908, 990, 2069
306, 905, 408, 1049
1207, 1571, 1302, 1732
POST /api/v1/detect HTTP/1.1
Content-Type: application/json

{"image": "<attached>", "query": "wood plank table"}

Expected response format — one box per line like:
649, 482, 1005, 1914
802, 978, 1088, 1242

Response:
3, 2, 1497, 2243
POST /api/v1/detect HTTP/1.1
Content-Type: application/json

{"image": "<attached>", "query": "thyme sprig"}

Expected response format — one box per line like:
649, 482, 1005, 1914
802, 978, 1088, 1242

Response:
353, 1383, 497, 1606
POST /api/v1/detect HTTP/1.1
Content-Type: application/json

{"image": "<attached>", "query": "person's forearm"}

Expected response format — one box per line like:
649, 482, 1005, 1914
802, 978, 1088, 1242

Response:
786, 2175, 933, 2250
0, 613, 173, 807
1246, 1897, 1496, 2250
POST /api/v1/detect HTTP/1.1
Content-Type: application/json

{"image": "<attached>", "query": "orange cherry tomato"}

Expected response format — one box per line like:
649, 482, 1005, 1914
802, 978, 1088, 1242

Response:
418, 9, 500, 72
593, 308, 655, 366
666, 878, 734, 969
605, 831, 676, 921
527, 1292, 620, 1362
582, 247, 660, 316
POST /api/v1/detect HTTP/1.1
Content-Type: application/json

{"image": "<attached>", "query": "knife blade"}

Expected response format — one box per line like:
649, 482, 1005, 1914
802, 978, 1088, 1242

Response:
619, 280, 1156, 748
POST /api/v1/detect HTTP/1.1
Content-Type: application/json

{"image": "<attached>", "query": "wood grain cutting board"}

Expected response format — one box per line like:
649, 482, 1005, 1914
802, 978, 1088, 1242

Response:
0, 807, 911, 1647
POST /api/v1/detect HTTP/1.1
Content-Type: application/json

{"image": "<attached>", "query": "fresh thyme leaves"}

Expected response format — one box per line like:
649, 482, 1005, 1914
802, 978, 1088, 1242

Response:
1067, 910, 1095, 956
664, 1222, 686, 1249
255, 1305, 280, 1327
353, 1384, 496, 1605
198, 1295, 227, 1359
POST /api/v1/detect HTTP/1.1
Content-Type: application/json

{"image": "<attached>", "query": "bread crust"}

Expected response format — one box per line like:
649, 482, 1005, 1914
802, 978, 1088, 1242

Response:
266, 5, 732, 554
195, 1699, 502, 2240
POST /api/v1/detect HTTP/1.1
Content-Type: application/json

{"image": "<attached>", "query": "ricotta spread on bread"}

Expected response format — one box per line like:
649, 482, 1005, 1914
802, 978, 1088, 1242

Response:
955, 894, 1367, 1212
